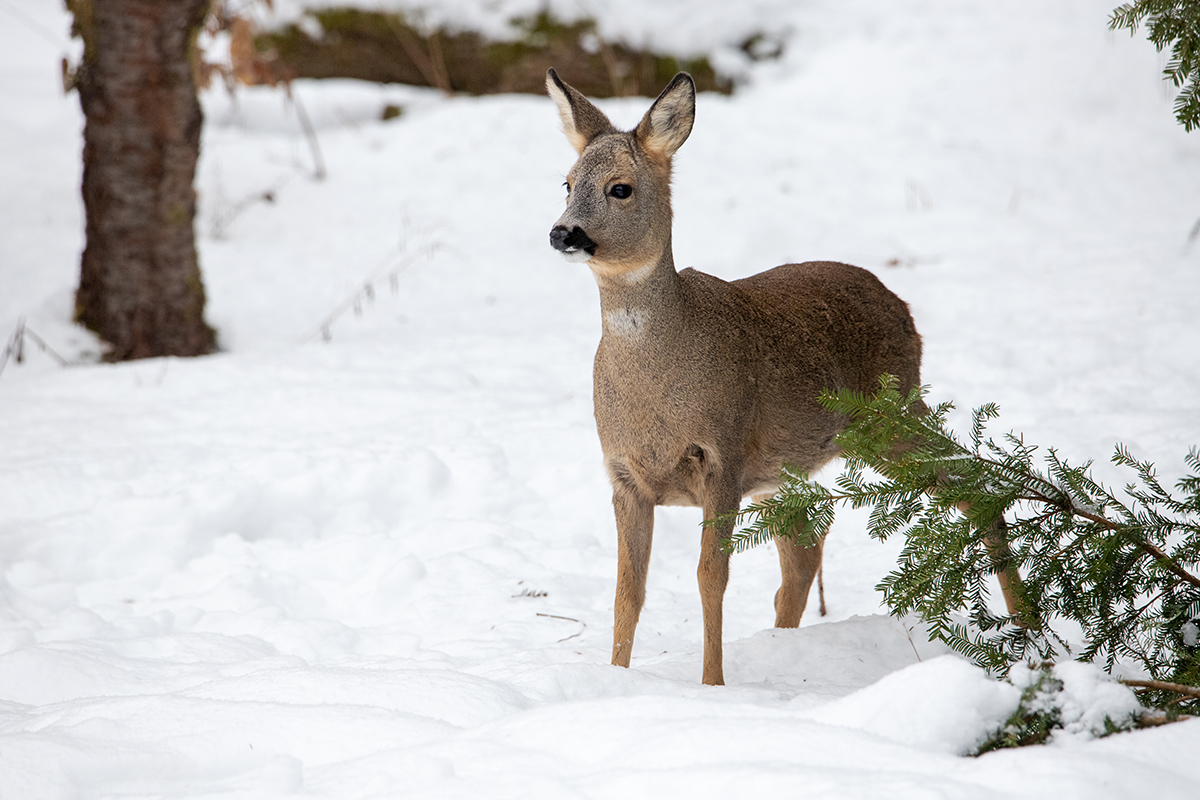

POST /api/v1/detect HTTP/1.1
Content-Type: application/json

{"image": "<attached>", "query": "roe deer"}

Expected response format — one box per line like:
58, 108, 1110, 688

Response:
546, 69, 925, 685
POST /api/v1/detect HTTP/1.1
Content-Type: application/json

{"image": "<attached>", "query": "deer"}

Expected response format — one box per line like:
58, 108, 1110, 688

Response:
546, 69, 926, 686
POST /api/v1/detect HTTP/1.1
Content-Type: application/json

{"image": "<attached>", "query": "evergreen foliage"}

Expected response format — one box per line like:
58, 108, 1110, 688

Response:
973, 663, 1140, 753
723, 377, 1200, 713
1110, 0, 1200, 131
975, 664, 1067, 753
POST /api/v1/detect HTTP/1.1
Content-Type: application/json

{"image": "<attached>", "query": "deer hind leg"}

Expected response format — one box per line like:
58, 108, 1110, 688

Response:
754, 493, 824, 629
773, 534, 824, 628
897, 391, 1027, 622
900, 397, 1027, 622
611, 488, 654, 668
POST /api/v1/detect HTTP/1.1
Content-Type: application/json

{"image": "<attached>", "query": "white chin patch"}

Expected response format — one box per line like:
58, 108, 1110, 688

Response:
559, 248, 593, 264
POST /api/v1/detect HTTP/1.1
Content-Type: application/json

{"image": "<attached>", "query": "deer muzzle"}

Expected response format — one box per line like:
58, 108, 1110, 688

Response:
549, 225, 597, 262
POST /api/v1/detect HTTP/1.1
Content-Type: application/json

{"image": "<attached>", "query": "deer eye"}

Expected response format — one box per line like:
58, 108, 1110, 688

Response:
610, 183, 633, 199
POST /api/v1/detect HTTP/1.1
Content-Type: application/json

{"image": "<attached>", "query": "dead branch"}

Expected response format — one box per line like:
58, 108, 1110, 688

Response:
1121, 678, 1200, 700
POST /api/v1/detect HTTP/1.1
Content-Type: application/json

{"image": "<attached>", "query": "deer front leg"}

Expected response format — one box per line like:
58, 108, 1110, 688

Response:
611, 487, 654, 668
699, 483, 740, 686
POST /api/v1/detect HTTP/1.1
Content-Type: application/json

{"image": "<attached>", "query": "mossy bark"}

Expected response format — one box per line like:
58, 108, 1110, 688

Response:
71, 0, 216, 361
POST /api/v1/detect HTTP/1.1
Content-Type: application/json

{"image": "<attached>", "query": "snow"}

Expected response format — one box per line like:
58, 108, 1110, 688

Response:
2, 0, 1200, 797
1007, 661, 1146, 743
804, 655, 1022, 755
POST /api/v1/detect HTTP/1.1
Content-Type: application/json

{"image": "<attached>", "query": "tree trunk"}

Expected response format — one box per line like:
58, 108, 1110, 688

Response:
72, 0, 216, 361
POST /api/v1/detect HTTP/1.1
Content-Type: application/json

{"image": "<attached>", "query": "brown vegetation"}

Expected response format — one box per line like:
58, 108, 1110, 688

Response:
255, 8, 735, 97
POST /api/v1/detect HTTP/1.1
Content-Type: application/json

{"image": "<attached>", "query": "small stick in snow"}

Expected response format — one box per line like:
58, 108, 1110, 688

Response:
537, 612, 586, 643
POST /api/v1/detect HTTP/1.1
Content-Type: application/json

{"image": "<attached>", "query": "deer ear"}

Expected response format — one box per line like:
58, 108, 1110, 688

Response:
546, 68, 617, 154
635, 72, 695, 160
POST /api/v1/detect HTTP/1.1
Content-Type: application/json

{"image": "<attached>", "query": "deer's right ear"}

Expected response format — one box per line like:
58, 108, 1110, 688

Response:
546, 68, 616, 154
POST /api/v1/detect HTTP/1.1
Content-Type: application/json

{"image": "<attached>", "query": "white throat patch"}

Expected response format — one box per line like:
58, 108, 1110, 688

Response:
604, 306, 649, 338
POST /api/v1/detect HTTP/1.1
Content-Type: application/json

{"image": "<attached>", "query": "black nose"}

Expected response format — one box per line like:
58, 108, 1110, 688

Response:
549, 225, 597, 255
549, 226, 570, 251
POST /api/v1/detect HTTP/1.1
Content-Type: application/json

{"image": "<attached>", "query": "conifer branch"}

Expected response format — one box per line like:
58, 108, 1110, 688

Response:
731, 376, 1200, 713
1110, 1, 1200, 131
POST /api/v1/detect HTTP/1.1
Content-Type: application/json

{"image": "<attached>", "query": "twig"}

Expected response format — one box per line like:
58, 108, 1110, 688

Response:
1136, 710, 1186, 727
537, 612, 586, 643
210, 174, 290, 239
286, 85, 326, 181
1121, 678, 1200, 700
0, 318, 70, 379
19, 326, 68, 366
0, 321, 22, 377
597, 38, 632, 97
425, 31, 453, 95
381, 8, 452, 94
305, 237, 440, 343
901, 621, 922, 662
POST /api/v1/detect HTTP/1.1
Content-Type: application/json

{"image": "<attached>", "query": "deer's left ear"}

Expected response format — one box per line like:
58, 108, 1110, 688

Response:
546, 68, 617, 154
635, 72, 695, 160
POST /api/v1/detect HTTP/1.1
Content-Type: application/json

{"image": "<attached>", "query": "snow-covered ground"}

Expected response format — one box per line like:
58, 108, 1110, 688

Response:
2, 0, 1200, 796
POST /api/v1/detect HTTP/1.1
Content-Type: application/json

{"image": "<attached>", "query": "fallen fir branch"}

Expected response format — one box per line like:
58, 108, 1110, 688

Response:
723, 376, 1200, 712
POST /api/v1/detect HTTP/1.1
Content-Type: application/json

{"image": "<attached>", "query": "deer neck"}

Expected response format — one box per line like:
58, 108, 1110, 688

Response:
593, 245, 682, 343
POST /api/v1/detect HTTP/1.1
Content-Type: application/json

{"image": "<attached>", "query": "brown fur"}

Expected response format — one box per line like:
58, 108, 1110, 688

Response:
547, 69, 924, 685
